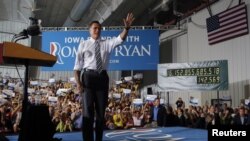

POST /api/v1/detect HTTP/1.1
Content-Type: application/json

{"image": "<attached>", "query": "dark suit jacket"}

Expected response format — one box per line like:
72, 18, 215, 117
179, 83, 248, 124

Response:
233, 115, 248, 125
165, 113, 179, 127
150, 105, 166, 127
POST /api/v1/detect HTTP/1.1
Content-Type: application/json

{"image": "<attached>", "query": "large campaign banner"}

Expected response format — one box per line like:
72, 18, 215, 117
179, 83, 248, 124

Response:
158, 60, 228, 91
42, 30, 159, 71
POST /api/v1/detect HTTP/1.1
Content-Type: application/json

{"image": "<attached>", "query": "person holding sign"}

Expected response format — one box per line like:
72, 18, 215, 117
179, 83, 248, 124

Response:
74, 13, 135, 141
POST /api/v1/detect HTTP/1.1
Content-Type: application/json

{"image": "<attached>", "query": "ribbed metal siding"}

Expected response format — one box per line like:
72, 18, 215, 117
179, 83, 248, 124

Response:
170, 0, 250, 108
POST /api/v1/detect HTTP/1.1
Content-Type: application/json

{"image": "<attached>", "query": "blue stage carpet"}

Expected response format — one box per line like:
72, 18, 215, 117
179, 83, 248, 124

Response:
6, 127, 207, 141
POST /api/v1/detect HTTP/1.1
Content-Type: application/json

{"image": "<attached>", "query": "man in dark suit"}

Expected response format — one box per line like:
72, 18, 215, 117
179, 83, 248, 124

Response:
150, 98, 166, 127
233, 107, 248, 125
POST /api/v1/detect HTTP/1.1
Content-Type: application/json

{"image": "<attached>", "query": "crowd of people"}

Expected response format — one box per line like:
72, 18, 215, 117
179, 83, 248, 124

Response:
0, 75, 250, 135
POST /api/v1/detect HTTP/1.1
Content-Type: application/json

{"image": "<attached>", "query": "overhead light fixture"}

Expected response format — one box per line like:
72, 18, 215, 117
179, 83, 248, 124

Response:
161, 0, 170, 11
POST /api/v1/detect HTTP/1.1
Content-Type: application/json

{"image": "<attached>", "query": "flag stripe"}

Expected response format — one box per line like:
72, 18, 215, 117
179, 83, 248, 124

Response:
219, 4, 245, 17
206, 3, 248, 45
209, 29, 248, 44
208, 18, 247, 36
219, 9, 245, 23
208, 20, 247, 38
220, 14, 246, 26
209, 24, 248, 41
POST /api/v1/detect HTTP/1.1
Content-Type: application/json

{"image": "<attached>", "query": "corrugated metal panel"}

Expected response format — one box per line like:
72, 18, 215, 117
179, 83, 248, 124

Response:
39, 71, 74, 81
0, 20, 28, 44
38, 70, 121, 84
0, 20, 29, 79
173, 33, 189, 63
171, 0, 250, 107
0, 66, 25, 78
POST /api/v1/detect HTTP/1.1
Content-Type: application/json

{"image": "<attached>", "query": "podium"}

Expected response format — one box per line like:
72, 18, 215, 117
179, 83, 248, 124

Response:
0, 42, 56, 66
0, 42, 57, 141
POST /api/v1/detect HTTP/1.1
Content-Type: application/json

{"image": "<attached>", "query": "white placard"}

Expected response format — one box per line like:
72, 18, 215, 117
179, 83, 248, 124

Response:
124, 76, 132, 81
69, 77, 75, 83
8, 83, 15, 87
133, 99, 143, 105
49, 78, 55, 83
56, 88, 70, 95
146, 95, 157, 101
123, 89, 131, 94
3, 79, 7, 84
113, 93, 121, 99
0, 94, 7, 98
48, 96, 58, 102
190, 97, 199, 105
160, 98, 164, 104
245, 99, 250, 105
30, 81, 39, 85
115, 81, 122, 85
28, 88, 35, 94
2, 90, 15, 97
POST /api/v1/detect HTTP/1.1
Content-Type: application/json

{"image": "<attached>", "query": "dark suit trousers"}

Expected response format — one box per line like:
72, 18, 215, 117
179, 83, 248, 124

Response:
81, 70, 109, 141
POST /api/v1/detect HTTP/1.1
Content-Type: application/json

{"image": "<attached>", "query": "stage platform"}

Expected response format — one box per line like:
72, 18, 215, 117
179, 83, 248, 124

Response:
6, 127, 207, 141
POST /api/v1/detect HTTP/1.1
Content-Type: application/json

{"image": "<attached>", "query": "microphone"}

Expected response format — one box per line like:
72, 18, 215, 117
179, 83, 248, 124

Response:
27, 17, 41, 36
27, 25, 41, 36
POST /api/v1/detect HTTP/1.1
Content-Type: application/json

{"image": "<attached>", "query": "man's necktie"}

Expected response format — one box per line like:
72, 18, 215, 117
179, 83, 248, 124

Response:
95, 41, 103, 73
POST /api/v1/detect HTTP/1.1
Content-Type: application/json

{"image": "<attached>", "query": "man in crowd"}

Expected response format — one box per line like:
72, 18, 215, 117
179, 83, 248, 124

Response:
150, 98, 166, 127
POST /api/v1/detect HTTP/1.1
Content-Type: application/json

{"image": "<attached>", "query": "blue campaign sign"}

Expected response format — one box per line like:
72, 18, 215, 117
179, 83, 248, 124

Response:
42, 30, 159, 71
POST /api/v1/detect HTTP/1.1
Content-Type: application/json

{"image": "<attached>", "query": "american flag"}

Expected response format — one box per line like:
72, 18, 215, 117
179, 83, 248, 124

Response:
206, 3, 249, 45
